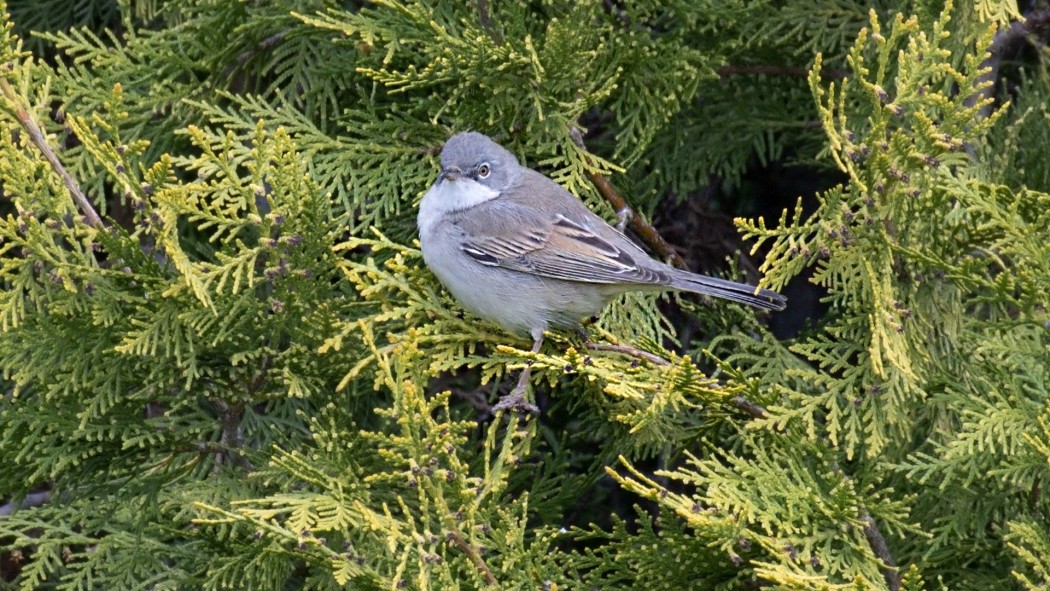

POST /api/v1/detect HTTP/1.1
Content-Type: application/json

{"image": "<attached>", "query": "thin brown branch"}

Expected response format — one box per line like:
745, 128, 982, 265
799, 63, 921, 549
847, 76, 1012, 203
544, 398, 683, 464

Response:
451, 386, 494, 414
568, 126, 688, 270
448, 530, 497, 586
585, 342, 670, 366
0, 78, 103, 228
861, 511, 901, 591
209, 398, 253, 470
475, 0, 502, 45
248, 355, 272, 395
221, 30, 288, 80
731, 395, 768, 420
177, 441, 244, 456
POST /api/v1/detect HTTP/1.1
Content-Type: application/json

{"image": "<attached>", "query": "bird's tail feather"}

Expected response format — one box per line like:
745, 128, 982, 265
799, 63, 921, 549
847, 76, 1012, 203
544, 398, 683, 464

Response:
669, 271, 786, 311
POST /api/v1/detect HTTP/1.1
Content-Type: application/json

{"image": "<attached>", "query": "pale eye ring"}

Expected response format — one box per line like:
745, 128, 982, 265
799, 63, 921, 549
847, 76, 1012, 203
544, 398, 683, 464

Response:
477, 163, 491, 178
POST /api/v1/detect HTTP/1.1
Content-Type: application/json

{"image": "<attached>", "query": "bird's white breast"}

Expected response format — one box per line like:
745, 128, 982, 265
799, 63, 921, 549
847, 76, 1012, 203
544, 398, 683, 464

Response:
416, 176, 617, 335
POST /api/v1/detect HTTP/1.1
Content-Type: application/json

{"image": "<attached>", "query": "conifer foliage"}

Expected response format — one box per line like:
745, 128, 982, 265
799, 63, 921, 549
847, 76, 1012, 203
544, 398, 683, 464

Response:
0, 1, 1048, 589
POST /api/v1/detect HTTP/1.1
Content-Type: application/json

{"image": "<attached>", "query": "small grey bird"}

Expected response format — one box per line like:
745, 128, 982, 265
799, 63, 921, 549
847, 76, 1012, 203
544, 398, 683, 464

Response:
418, 132, 785, 412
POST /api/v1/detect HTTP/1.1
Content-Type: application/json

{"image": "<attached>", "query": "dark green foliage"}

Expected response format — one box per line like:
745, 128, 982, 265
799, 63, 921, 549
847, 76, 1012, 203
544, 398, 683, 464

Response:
1, 0, 1049, 590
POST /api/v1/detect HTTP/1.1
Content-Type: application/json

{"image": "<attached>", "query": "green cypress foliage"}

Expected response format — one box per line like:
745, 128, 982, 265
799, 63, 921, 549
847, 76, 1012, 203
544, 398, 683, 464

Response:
0, 1, 1048, 589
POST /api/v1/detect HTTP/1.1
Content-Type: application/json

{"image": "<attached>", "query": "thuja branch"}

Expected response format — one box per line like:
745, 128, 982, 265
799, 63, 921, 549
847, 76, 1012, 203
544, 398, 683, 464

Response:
585, 342, 671, 366
972, 6, 1050, 118
424, 472, 497, 585
568, 126, 688, 270
581, 341, 771, 419
0, 78, 103, 228
862, 511, 901, 591
447, 530, 497, 586
731, 396, 768, 420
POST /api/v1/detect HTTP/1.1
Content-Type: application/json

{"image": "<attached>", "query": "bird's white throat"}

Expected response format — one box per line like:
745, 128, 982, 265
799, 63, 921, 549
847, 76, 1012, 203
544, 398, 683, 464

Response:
418, 177, 499, 235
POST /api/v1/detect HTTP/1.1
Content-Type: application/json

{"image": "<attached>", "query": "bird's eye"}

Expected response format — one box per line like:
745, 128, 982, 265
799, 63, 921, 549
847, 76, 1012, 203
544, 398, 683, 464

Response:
477, 163, 491, 178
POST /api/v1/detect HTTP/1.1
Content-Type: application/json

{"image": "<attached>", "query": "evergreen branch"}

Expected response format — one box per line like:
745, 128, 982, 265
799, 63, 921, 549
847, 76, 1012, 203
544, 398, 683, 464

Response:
861, 511, 900, 591
585, 342, 670, 366
0, 77, 103, 228
569, 126, 687, 270
2, 1, 1046, 587
447, 529, 497, 586
971, 5, 1050, 118
599, 342, 777, 430
731, 396, 768, 420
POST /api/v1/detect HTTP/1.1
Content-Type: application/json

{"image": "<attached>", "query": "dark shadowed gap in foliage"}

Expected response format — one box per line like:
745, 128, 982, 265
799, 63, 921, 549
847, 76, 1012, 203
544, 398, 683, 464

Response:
738, 158, 842, 339
650, 156, 842, 343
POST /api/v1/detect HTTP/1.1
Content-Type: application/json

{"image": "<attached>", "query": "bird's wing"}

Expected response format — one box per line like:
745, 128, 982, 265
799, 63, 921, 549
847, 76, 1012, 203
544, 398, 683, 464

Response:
451, 196, 673, 286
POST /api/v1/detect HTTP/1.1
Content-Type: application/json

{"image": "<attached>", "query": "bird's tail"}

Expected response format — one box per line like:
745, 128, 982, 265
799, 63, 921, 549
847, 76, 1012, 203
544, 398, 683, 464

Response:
669, 270, 786, 311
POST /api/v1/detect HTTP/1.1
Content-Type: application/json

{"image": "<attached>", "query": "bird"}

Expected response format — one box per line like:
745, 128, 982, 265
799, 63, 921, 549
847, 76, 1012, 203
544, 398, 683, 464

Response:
417, 131, 786, 412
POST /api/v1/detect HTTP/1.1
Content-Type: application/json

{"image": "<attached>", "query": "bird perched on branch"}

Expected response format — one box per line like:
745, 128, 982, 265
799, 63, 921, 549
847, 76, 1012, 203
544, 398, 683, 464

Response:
418, 132, 786, 413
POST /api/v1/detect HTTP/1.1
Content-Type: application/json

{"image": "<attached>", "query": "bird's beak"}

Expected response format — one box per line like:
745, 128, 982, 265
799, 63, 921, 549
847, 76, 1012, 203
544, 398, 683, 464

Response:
439, 167, 462, 182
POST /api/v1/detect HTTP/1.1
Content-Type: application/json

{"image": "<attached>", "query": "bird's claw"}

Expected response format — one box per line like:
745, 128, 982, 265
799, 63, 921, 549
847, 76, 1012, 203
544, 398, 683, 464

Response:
493, 384, 539, 415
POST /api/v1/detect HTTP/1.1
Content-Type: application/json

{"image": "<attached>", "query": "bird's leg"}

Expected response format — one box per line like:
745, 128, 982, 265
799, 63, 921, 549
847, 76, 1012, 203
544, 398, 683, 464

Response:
493, 330, 544, 415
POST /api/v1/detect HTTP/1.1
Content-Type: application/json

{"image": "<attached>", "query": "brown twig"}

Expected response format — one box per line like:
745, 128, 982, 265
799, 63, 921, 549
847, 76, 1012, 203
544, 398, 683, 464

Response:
448, 530, 497, 586
585, 342, 671, 366
568, 126, 688, 270
475, 0, 502, 45
248, 354, 272, 395
209, 398, 253, 470
0, 78, 103, 228
585, 341, 775, 421
861, 511, 901, 591
222, 30, 288, 79
180, 441, 243, 456
731, 395, 768, 420
452, 386, 494, 414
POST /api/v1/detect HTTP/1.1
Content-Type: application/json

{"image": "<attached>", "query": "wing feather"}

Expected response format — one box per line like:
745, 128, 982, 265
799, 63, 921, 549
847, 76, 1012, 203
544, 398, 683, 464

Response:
452, 197, 672, 286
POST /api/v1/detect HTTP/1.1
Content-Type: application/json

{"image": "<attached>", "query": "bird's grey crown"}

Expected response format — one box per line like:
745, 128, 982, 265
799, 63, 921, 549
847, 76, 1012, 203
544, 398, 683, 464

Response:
440, 132, 520, 192
440, 132, 517, 168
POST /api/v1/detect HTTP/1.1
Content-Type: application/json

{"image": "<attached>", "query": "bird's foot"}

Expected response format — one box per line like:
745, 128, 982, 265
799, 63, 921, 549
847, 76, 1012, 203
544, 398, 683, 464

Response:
493, 365, 539, 415
492, 384, 539, 415
492, 331, 544, 416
